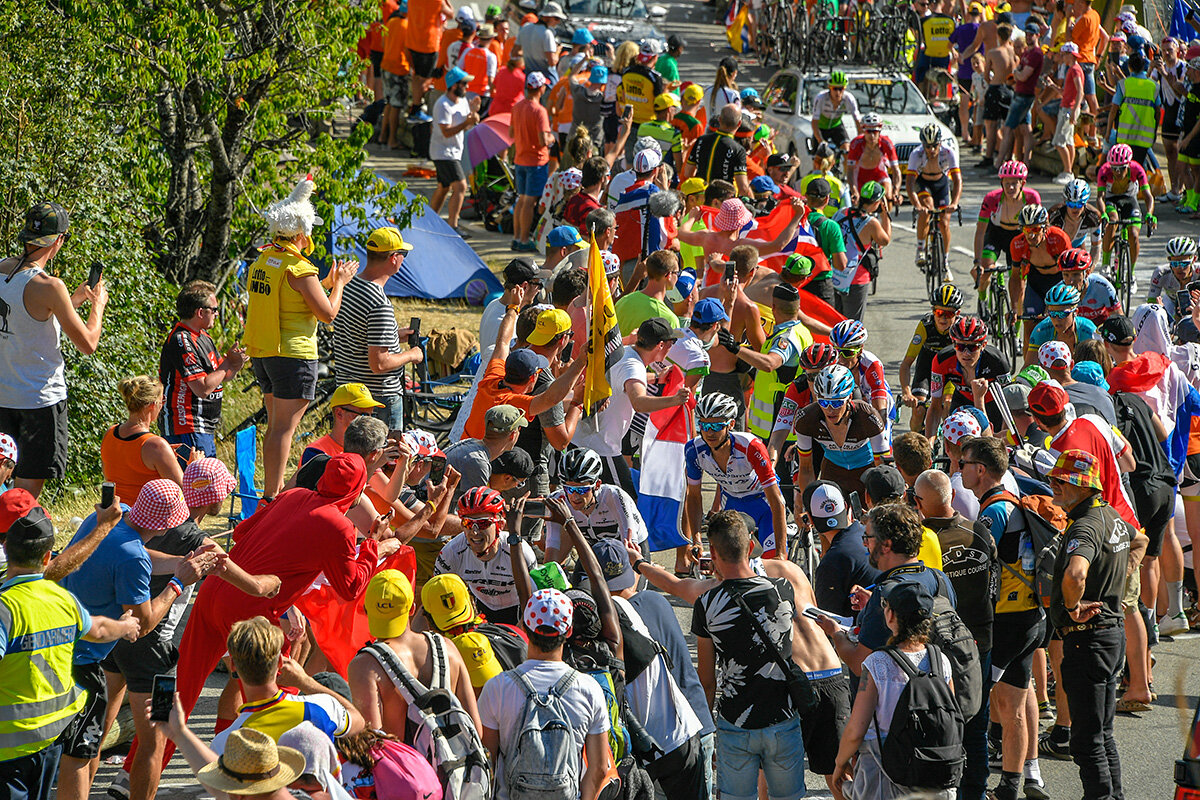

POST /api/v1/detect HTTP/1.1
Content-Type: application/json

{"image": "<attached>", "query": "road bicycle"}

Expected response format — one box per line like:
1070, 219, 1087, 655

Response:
918, 206, 959, 298
1103, 209, 1154, 313
976, 263, 1018, 365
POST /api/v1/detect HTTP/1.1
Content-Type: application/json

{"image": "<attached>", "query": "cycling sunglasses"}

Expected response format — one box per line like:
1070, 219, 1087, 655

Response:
837, 347, 861, 358
461, 517, 496, 529
932, 308, 958, 318
1047, 309, 1074, 319
1110, 164, 1129, 172
562, 484, 593, 495
1022, 225, 1047, 234
1065, 200, 1085, 209
1170, 259, 1194, 270
954, 342, 983, 352
817, 397, 848, 408
698, 420, 731, 431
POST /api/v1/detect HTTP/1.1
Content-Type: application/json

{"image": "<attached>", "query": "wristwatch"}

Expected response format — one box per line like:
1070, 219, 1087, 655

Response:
508, 532, 523, 546
633, 558, 652, 573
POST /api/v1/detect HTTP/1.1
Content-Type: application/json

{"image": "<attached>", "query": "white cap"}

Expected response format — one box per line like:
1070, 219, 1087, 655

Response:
633, 148, 662, 172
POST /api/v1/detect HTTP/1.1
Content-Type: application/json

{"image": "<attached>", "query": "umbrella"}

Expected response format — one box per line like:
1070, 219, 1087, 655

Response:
465, 113, 513, 168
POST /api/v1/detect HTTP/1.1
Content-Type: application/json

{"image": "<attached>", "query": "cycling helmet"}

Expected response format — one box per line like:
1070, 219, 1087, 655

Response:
859, 181, 885, 203
457, 486, 506, 521
812, 364, 856, 400
919, 123, 942, 146
559, 448, 603, 484
696, 392, 740, 420
1166, 236, 1199, 261
829, 319, 869, 349
1018, 204, 1049, 227
1057, 248, 1093, 273
1044, 282, 1081, 307
1107, 143, 1133, 167
949, 315, 988, 343
799, 342, 839, 370
1063, 178, 1091, 204
932, 283, 964, 310
829, 70, 848, 86
998, 160, 1029, 179
861, 112, 883, 129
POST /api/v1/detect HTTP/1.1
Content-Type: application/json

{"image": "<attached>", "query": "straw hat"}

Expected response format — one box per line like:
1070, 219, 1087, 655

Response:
196, 729, 305, 795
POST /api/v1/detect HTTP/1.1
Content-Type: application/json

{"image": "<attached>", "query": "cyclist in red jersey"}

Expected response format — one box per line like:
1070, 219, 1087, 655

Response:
1007, 204, 1072, 356
846, 113, 902, 205
925, 316, 1012, 438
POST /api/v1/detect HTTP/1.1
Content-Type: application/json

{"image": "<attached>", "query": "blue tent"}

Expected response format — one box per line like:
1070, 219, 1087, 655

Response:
326, 181, 502, 301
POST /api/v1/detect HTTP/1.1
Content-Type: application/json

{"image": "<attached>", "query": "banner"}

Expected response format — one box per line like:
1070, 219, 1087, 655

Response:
582, 235, 623, 415
636, 364, 694, 551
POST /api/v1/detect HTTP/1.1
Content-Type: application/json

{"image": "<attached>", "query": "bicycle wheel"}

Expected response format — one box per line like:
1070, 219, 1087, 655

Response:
992, 286, 1017, 366
761, 0, 780, 66
776, 1, 797, 66
1115, 238, 1132, 312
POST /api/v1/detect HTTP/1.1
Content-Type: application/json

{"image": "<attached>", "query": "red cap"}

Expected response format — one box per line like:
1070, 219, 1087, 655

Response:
1027, 381, 1069, 416
0, 489, 39, 533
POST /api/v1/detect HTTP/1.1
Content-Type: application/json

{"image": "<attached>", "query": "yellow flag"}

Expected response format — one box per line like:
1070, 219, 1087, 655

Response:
583, 234, 621, 415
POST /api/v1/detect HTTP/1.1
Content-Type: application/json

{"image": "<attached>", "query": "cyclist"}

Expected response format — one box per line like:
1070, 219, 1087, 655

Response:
832, 180, 892, 320
899, 283, 964, 432
906, 122, 962, 281
1008, 204, 1072, 355
810, 71, 861, 152
972, 160, 1041, 300
1096, 142, 1157, 280
768, 342, 842, 463
544, 447, 650, 565
846, 112, 902, 205
913, 0, 957, 98
829, 318, 895, 449
790, 364, 888, 499
1147, 235, 1200, 322
926, 315, 1012, 438
1058, 247, 1121, 324
1047, 178, 1103, 263
1024, 281, 1100, 366
684, 392, 788, 558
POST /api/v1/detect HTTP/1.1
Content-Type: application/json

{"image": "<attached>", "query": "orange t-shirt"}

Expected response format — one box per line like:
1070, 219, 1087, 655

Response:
1070, 7, 1100, 64
461, 358, 535, 439
368, 0, 398, 52
488, 38, 505, 62
406, 0, 443, 54
547, 76, 574, 128
101, 427, 163, 506
381, 15, 410, 75
512, 96, 551, 166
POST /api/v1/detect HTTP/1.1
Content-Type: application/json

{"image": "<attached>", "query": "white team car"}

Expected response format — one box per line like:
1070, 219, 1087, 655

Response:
761, 68, 958, 176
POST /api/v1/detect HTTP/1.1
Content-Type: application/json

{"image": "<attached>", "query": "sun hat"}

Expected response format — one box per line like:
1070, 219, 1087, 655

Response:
182, 458, 238, 508
365, 569, 415, 639
477, 22, 496, 38
591, 538, 636, 591
589, 64, 608, 84
713, 198, 753, 232
665, 268, 697, 303
524, 588, 574, 635
421, 573, 478, 630
197, 729, 304, 795
1071, 360, 1109, 390
654, 92, 680, 111
751, 175, 779, 195
128, 479, 190, 531
1048, 448, 1102, 490
402, 429, 440, 459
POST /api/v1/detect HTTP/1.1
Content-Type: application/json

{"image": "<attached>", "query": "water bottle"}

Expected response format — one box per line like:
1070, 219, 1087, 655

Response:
1020, 533, 1035, 573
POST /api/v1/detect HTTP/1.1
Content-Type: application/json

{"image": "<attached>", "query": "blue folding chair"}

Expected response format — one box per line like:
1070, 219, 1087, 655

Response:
226, 427, 260, 540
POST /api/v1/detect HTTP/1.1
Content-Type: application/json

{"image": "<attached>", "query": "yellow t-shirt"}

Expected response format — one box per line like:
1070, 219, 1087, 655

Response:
918, 527, 945, 571
243, 241, 321, 360
920, 13, 956, 58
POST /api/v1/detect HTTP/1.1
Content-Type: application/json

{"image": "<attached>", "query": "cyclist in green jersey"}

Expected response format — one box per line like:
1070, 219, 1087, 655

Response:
811, 71, 861, 152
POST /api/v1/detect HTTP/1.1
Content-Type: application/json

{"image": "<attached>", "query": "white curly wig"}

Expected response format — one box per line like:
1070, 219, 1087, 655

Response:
264, 175, 324, 239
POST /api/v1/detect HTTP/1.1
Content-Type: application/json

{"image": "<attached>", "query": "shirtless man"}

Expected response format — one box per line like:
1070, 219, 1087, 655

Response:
676, 196, 809, 263
348, 569, 482, 740
740, 253, 835, 336
980, 25, 1018, 170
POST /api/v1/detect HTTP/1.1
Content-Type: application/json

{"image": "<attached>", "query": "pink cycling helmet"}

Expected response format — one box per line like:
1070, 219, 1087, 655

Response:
998, 160, 1028, 179
1108, 143, 1133, 167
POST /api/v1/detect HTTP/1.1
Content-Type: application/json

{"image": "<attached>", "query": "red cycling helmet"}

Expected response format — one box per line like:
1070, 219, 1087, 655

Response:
457, 486, 506, 521
1058, 248, 1093, 273
998, 160, 1029, 179
950, 316, 989, 344
799, 342, 839, 370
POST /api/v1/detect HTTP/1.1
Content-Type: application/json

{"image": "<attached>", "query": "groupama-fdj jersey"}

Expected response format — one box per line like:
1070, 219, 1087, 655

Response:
685, 431, 778, 499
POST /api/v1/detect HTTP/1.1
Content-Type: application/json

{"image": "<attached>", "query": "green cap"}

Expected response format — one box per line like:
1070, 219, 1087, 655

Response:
484, 404, 528, 436
18, 202, 69, 247
530, 561, 571, 591
783, 253, 815, 278
860, 181, 884, 202
1015, 364, 1050, 389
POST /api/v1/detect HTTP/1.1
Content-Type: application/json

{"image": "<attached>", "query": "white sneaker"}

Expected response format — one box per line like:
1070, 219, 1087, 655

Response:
1159, 612, 1190, 637
1053, 172, 1074, 185
942, 265, 954, 282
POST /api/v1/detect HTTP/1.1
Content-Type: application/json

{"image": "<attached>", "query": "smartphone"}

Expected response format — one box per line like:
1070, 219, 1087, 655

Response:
429, 456, 446, 485
724, 262, 735, 281
149, 674, 176, 722
101, 482, 115, 509
1187, 280, 1200, 294
699, 554, 713, 575
87, 262, 103, 289
408, 317, 421, 348
622, 104, 633, 119
849, 490, 865, 520
525, 498, 547, 517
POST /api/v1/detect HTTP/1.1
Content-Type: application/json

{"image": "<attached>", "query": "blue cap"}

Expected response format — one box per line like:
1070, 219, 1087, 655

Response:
572, 27, 595, 45
666, 269, 697, 304
961, 404, 991, 433
739, 87, 761, 100
444, 66, 472, 88
692, 297, 730, 325
546, 225, 583, 248
750, 175, 779, 194
589, 64, 608, 84
1071, 360, 1110, 390
504, 348, 541, 383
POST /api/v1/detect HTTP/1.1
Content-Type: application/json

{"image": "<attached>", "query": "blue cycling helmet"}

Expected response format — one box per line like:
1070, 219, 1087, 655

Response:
1044, 282, 1081, 308
829, 319, 868, 349
1063, 178, 1090, 204
813, 364, 856, 400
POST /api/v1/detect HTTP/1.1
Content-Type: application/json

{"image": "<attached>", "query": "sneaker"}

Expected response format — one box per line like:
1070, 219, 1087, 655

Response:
1038, 731, 1071, 760
1038, 700, 1054, 720
975, 158, 996, 169
1158, 191, 1181, 203
1024, 778, 1051, 800
514, 240, 538, 252
107, 772, 130, 800
1159, 611, 1190, 637
915, 250, 927, 272
988, 737, 1002, 769
455, 226, 473, 240
1053, 172, 1074, 185
510, 239, 521, 251
407, 109, 432, 124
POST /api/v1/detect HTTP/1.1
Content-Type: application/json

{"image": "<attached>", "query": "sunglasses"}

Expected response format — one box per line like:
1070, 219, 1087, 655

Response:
932, 308, 958, 318
462, 517, 495, 529
818, 398, 847, 408
1170, 260, 1194, 270
563, 484, 593, 495
698, 420, 730, 431
959, 459, 985, 467
1047, 309, 1074, 319
1065, 201, 1085, 209
955, 342, 983, 352
1111, 164, 1128, 172
1022, 225, 1047, 234
201, 305, 221, 315
838, 347, 861, 358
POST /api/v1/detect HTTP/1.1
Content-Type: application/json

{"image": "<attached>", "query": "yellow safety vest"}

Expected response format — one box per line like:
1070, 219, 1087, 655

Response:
0, 575, 87, 761
243, 240, 320, 360
747, 319, 813, 439
679, 217, 706, 275
1116, 76, 1158, 149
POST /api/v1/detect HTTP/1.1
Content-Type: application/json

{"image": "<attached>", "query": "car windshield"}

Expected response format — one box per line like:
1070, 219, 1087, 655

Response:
803, 77, 929, 115
565, 0, 648, 18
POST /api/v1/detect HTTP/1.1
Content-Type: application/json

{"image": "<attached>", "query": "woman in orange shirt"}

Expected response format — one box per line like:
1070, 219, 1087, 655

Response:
101, 376, 185, 505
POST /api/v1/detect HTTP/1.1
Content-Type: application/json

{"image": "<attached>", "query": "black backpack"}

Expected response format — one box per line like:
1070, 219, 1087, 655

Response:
926, 571, 983, 719
874, 644, 965, 790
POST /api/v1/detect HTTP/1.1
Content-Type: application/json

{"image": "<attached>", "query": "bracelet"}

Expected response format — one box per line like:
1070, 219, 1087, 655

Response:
506, 304, 520, 312
426, 499, 438, 514
633, 558, 651, 573
168, 577, 184, 597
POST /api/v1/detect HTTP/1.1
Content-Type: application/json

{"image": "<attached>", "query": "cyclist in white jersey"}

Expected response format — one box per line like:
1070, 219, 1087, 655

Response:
811, 71, 861, 152
905, 123, 961, 280
544, 448, 649, 564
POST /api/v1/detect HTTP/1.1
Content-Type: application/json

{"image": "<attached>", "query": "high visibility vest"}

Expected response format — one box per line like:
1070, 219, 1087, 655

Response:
1116, 76, 1158, 149
747, 320, 813, 439
679, 217, 706, 275
0, 575, 87, 762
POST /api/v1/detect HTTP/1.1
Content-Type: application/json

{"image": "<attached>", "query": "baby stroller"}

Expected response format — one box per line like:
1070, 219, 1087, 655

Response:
467, 157, 516, 235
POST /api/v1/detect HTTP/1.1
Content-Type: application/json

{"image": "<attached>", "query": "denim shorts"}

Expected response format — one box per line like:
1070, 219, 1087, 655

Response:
514, 163, 549, 198
1005, 93, 1036, 128
715, 715, 807, 800
1081, 62, 1096, 96
165, 431, 216, 458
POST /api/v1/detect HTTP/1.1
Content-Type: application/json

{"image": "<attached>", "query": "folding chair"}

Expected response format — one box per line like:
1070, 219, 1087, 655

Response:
225, 427, 261, 544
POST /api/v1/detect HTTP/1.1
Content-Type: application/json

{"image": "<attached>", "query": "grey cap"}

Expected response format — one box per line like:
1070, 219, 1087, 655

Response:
541, 1, 566, 17
1002, 382, 1030, 412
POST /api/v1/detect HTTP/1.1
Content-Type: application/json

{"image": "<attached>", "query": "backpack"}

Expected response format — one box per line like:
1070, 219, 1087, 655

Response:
873, 645, 965, 790
923, 570, 983, 720
361, 638, 492, 800
563, 641, 632, 765
506, 668, 583, 800
370, 739, 445, 800
979, 491, 1068, 608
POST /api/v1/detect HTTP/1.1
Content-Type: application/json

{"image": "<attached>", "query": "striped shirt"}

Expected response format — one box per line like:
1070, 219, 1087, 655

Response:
332, 276, 402, 397
211, 689, 352, 754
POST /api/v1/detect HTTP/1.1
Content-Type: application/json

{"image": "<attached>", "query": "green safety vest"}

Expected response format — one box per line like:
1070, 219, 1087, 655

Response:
747, 320, 813, 439
1116, 76, 1158, 149
0, 575, 87, 761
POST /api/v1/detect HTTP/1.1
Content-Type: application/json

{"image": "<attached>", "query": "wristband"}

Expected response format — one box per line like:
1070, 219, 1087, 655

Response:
508, 532, 523, 546
633, 558, 652, 573
506, 304, 520, 312
168, 577, 184, 597
426, 499, 438, 514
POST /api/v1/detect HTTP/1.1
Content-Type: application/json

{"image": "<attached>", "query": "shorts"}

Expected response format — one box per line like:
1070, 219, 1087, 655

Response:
722, 492, 777, 558
1081, 62, 1096, 96
434, 158, 467, 187
368, 49, 383, 78
984, 84, 1013, 122
1004, 93, 1036, 129
1042, 98, 1061, 117
957, 74, 972, 95
101, 635, 179, 694
990, 609, 1044, 688
408, 49, 436, 80
1133, 482, 1174, 558
165, 431, 216, 458
1163, 102, 1183, 139
911, 348, 936, 397
915, 173, 951, 209
913, 53, 950, 85
1052, 108, 1076, 149
0, 400, 68, 481
799, 671, 851, 775
60, 661, 108, 760
819, 122, 850, 148
479, 603, 519, 626
251, 356, 318, 401
802, 274, 835, 305
0, 742, 61, 800
549, 131, 568, 160
854, 162, 889, 191
602, 114, 621, 146
818, 459, 870, 500
715, 715, 807, 800
1107, 193, 1142, 222
1023, 267, 1063, 318
514, 163, 550, 198
382, 69, 409, 108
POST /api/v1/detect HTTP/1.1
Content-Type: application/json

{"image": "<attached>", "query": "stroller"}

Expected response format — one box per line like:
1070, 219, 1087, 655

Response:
466, 156, 516, 235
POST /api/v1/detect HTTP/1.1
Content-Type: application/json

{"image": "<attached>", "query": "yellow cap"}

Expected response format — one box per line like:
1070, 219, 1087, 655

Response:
366, 226, 414, 253
364, 570, 414, 639
452, 631, 503, 688
527, 308, 571, 346
421, 573, 477, 631
679, 177, 707, 196
681, 84, 703, 105
653, 92, 680, 111
330, 382, 385, 410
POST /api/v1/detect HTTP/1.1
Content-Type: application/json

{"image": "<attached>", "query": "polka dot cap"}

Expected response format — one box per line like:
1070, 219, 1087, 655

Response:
0, 433, 16, 463
600, 250, 621, 276
942, 411, 982, 445
560, 168, 582, 192
523, 588, 573, 636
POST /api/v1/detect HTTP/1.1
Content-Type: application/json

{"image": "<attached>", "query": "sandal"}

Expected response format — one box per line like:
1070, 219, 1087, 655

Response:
1115, 697, 1152, 714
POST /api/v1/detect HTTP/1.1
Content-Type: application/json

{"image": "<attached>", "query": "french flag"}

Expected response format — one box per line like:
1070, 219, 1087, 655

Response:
636, 364, 695, 551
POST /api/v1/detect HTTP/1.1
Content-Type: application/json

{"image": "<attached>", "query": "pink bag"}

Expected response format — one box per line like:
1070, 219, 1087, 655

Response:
372, 739, 444, 800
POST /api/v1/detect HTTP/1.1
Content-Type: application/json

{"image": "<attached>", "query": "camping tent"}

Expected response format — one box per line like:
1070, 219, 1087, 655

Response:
326, 181, 502, 301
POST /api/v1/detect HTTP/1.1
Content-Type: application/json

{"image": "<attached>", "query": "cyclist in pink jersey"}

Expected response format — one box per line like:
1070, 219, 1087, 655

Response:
1097, 144, 1157, 274
972, 160, 1041, 300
